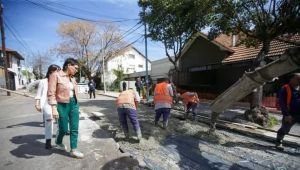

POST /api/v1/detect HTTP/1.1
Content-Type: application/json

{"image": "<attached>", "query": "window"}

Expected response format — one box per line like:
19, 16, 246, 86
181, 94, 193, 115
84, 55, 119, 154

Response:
0, 57, 4, 67
138, 64, 143, 68
128, 54, 135, 59
17, 59, 21, 67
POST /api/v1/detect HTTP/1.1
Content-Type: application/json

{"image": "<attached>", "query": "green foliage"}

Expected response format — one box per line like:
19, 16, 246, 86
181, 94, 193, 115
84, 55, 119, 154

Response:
138, 0, 214, 70
210, 0, 300, 47
110, 65, 125, 91
21, 70, 32, 78
267, 115, 279, 128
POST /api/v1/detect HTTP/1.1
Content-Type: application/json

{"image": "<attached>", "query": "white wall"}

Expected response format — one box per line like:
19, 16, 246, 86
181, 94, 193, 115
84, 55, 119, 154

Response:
106, 47, 151, 85
8, 56, 24, 90
151, 57, 173, 82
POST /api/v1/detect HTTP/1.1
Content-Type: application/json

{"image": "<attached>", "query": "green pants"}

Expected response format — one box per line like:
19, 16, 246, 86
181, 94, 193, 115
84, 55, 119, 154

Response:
56, 97, 79, 149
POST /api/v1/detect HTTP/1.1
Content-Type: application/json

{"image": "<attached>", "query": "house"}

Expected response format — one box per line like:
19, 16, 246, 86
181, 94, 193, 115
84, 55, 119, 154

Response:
126, 56, 174, 83
105, 46, 151, 86
176, 33, 300, 105
0, 48, 25, 90
151, 57, 174, 82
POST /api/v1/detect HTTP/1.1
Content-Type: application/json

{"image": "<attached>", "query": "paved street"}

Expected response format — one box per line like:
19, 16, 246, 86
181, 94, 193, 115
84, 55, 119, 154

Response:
1, 91, 300, 170
0, 91, 139, 170
82, 93, 300, 170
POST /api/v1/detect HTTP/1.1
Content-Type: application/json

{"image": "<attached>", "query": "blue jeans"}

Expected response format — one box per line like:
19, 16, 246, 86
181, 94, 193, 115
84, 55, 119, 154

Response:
155, 108, 171, 123
186, 102, 197, 117
276, 115, 300, 142
117, 108, 140, 134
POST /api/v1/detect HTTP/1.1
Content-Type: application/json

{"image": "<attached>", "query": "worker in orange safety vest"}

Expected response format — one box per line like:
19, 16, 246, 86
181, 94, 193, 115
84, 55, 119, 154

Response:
116, 88, 142, 140
153, 78, 174, 129
180, 89, 200, 121
275, 73, 300, 151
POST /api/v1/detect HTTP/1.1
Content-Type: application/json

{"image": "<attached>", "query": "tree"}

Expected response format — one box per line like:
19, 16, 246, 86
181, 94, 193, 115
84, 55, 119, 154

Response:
111, 65, 125, 91
29, 51, 53, 79
92, 23, 126, 93
55, 21, 126, 87
210, 0, 300, 125
138, 0, 214, 71
56, 20, 97, 78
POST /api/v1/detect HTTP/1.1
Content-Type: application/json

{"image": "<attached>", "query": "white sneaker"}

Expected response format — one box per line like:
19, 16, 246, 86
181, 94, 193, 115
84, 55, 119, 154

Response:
56, 144, 67, 151
70, 149, 84, 159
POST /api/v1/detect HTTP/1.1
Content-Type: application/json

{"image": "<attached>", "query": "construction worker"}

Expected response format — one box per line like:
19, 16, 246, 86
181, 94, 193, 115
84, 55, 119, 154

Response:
180, 89, 200, 121
275, 73, 300, 151
154, 78, 173, 129
116, 88, 142, 140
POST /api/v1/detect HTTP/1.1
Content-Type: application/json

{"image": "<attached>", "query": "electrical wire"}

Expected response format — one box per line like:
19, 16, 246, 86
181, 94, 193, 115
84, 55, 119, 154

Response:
24, 0, 138, 23
40, 0, 138, 21
4, 20, 34, 55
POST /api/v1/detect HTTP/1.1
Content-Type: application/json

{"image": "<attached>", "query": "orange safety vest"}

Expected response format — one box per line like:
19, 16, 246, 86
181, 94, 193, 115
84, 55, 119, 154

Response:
276, 84, 292, 111
116, 90, 136, 107
181, 92, 199, 104
154, 82, 173, 104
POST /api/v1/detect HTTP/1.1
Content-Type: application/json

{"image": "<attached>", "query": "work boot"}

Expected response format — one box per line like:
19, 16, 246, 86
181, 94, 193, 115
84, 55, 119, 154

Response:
163, 121, 168, 129
124, 132, 130, 140
275, 140, 284, 151
192, 115, 196, 121
184, 112, 189, 120
136, 129, 142, 141
192, 113, 196, 121
45, 139, 52, 149
70, 149, 84, 159
154, 121, 158, 127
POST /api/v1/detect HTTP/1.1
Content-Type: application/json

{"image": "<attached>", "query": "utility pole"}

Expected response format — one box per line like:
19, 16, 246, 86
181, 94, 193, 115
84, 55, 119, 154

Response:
101, 39, 106, 93
0, 0, 10, 96
143, 5, 149, 101
39, 55, 42, 78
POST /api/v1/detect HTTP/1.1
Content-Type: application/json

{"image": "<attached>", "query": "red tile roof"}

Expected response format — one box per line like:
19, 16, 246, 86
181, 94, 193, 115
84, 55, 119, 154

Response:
216, 35, 300, 63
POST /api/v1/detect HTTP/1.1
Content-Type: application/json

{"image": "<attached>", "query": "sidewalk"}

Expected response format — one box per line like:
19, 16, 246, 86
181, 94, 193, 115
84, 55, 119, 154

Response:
98, 90, 300, 147
0, 92, 139, 170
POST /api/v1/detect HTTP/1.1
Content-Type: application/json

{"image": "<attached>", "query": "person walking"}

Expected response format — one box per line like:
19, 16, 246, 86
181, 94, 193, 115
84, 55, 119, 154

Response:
135, 78, 142, 96
88, 79, 96, 99
180, 89, 200, 121
153, 78, 173, 129
35, 64, 61, 149
122, 81, 127, 91
48, 58, 84, 158
275, 73, 300, 151
116, 88, 142, 140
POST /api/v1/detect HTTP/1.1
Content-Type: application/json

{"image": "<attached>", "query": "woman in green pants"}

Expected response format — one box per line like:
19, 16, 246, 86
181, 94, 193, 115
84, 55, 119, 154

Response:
48, 58, 83, 158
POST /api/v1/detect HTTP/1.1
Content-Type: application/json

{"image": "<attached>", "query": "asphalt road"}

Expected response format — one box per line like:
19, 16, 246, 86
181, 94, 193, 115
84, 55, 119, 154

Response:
0, 92, 139, 170
1, 91, 299, 170
81, 94, 300, 170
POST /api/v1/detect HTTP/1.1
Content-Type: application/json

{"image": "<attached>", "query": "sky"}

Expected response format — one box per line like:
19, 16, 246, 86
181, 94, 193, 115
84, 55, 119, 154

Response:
3, 0, 166, 65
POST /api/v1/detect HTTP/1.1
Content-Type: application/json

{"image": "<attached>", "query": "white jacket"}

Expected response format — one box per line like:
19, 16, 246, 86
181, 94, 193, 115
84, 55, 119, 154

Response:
35, 79, 50, 110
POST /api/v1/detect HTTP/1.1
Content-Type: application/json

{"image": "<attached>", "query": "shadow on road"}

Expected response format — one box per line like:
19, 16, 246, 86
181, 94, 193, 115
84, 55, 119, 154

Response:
10, 134, 71, 159
162, 135, 253, 170
7, 121, 44, 129
100, 156, 140, 170
222, 141, 300, 156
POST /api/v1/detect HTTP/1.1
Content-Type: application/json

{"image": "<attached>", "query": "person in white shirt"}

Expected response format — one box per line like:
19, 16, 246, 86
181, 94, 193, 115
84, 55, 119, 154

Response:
35, 64, 61, 149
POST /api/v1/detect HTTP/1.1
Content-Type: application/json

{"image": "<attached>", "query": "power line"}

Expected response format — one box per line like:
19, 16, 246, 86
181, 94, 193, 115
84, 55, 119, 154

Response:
4, 20, 34, 55
24, 0, 139, 23
120, 23, 144, 41
40, 0, 138, 21
106, 35, 144, 60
